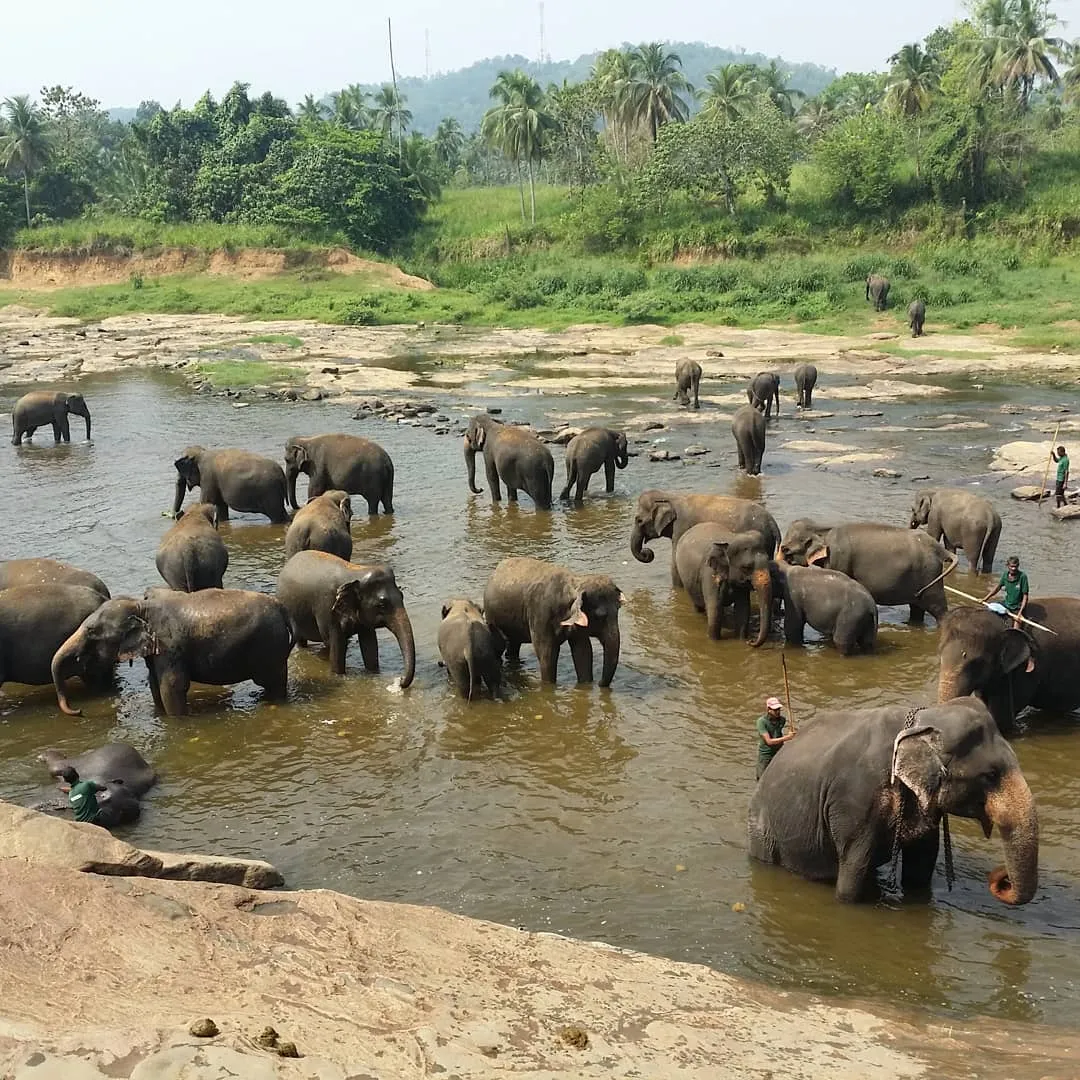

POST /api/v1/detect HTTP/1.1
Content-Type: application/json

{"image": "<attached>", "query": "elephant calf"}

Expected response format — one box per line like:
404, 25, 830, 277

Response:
438, 599, 505, 699
483, 557, 623, 687
0, 557, 109, 599
284, 490, 353, 561
157, 504, 228, 591
560, 427, 628, 502
464, 415, 554, 510
910, 487, 1001, 574
673, 360, 702, 409
731, 405, 766, 476
866, 273, 890, 311
11, 389, 91, 445
41, 743, 157, 828
793, 363, 817, 410
773, 562, 877, 655
747, 371, 780, 417
908, 299, 926, 337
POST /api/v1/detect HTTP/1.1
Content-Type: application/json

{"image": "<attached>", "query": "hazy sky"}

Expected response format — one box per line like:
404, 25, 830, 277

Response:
7, 0, 1080, 107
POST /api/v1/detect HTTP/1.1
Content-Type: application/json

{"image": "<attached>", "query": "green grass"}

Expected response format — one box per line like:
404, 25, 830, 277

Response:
659, 334, 686, 346
195, 360, 304, 387
239, 334, 304, 348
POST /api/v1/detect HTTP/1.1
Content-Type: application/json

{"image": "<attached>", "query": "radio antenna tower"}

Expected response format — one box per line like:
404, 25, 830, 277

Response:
539, 2, 546, 64
425, 28, 431, 79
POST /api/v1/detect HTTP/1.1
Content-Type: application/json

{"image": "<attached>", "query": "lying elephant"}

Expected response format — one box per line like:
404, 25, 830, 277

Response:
438, 598, 505, 699
560, 427, 628, 502
172, 445, 289, 523
866, 273, 890, 311
938, 598, 1080, 733
631, 489, 781, 587
748, 698, 1038, 905
773, 562, 877, 655
464, 415, 554, 510
40, 743, 157, 828
908, 299, 926, 337
483, 557, 623, 687
52, 588, 294, 717
277, 550, 415, 684
11, 390, 91, 445
793, 363, 817, 409
284, 490, 353, 560
731, 405, 766, 476
284, 433, 394, 515
780, 518, 957, 621
909, 487, 1001, 574
673, 360, 702, 409
674, 524, 773, 645
746, 371, 780, 417
0, 557, 109, 599
156, 504, 228, 591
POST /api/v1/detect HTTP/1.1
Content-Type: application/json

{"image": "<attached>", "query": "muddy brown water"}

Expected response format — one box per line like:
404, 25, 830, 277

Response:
2, 363, 1080, 1028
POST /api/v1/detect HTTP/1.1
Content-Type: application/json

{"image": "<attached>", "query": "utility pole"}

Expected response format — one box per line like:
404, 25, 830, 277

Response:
538, 1, 546, 65
387, 17, 403, 163
425, 28, 431, 80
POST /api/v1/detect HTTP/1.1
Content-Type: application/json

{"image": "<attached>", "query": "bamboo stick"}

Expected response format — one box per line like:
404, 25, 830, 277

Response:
1038, 421, 1062, 507
781, 652, 797, 733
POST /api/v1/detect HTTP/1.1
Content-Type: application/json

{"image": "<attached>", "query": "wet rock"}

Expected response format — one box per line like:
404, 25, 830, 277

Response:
276, 1042, 300, 1058
256, 1026, 280, 1050
1052, 504, 1080, 519
649, 449, 680, 462
486, 406, 502, 415
320, 366, 339, 375
232, 402, 251, 409
435, 415, 450, 423
992, 441, 1050, 474
189, 1019, 219, 1038
1000, 404, 1024, 414
142, 849, 283, 889
1011, 486, 1050, 500
873, 468, 902, 479
434, 428, 449, 435
301, 388, 323, 402
683, 445, 710, 456
549, 428, 582, 445
785, 440, 860, 453
851, 411, 884, 418
279, 389, 298, 401
796, 410, 836, 419
706, 349, 725, 358
830, 381, 949, 401
642, 421, 665, 432
913, 475, 931, 481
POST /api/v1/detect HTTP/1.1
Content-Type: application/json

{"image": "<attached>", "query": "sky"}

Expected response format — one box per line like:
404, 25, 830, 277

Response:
6, 0, 1080, 108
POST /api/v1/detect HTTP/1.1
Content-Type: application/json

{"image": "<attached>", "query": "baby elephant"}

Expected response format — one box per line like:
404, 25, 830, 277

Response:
560, 427, 629, 502
774, 562, 877, 655
156, 505, 228, 591
673, 360, 702, 409
908, 299, 926, 337
438, 599, 506, 700
285, 490, 353, 560
866, 273, 890, 311
794, 363, 818, 409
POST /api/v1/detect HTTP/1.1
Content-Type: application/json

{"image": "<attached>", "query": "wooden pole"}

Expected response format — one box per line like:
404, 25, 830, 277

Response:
944, 584, 1058, 634
781, 652, 797, 733
1037, 421, 1062, 507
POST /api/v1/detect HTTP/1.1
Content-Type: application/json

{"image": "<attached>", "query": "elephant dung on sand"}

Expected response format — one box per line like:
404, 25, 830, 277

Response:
11, 390, 91, 445
673, 360, 702, 409
156, 504, 228, 591
438, 598, 506, 699
731, 405, 766, 475
909, 487, 1001, 574
172, 446, 289, 523
40, 743, 157, 828
284, 434, 394, 515
560, 427, 628, 502
464, 415, 554, 510
284, 490, 353, 560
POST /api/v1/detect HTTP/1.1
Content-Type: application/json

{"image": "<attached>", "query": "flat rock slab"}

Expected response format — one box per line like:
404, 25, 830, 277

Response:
1011, 486, 1050, 500
784, 440, 861, 453
794, 410, 836, 419
143, 850, 284, 889
806, 452, 893, 467
1052, 504, 1080, 520
829, 380, 950, 401
993, 441, 1052, 473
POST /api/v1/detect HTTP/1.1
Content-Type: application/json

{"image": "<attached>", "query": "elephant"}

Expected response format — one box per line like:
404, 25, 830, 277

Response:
731, 404, 766, 475
483, 557, 623, 687
673, 360, 702, 409
908, 299, 926, 337
284, 434, 394, 515
674, 524, 773, 645
746, 371, 780, 417
52, 588, 294, 717
11, 390, 91, 445
284, 490, 353, 560
172, 446, 289, 523
276, 550, 415, 684
464, 415, 554, 510
747, 698, 1039, 906
937, 599, 1080, 733
794, 363, 818, 410
438, 598, 506, 699
156, 504, 228, 592
909, 487, 1001, 574
560, 427, 628, 502
780, 519, 957, 622
630, 490, 781, 588
866, 274, 890, 311
772, 562, 877, 655
40, 743, 156, 828
0, 557, 109, 599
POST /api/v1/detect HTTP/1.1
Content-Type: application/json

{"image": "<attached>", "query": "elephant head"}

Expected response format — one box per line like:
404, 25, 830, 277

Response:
322, 490, 353, 525
909, 491, 934, 530
331, 567, 415, 687
779, 519, 830, 567
612, 430, 629, 470
284, 438, 316, 510
558, 574, 624, 687
172, 446, 206, 517
52, 598, 155, 715
707, 533, 773, 647
891, 698, 1038, 905
64, 393, 91, 439
630, 491, 677, 563
463, 415, 501, 495
189, 504, 219, 528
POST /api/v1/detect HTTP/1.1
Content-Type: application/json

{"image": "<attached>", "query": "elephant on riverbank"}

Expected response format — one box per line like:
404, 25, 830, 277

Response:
438, 599, 505, 699
284, 434, 394, 515
172, 446, 289, 523
748, 698, 1039, 905
866, 274, 890, 311
909, 299, 926, 337
483, 557, 623, 687
277, 550, 415, 684
675, 524, 773, 644
937, 599, 1080, 733
794, 364, 818, 409
780, 519, 957, 621
11, 390, 91, 445
560, 427, 628, 502
464, 415, 554, 509
773, 561, 877, 654
747, 372, 780, 417
631, 490, 781, 587
52, 588, 293, 717
156, 504, 228, 591
40, 743, 157, 828
284, 490, 353, 560
909, 487, 1001, 574
673, 360, 702, 409
731, 404, 766, 475
0, 558, 109, 599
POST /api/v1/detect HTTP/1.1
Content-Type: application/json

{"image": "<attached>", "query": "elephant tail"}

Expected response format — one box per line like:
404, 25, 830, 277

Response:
559, 460, 577, 501
915, 548, 959, 597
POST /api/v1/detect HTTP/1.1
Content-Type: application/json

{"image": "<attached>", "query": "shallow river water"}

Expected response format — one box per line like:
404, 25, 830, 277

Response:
2, 361, 1080, 1028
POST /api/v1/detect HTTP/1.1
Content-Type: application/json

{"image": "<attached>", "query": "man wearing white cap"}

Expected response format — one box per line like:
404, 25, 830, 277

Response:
756, 696, 796, 780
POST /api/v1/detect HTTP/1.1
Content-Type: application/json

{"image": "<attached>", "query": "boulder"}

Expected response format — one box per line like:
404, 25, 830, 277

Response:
143, 850, 284, 889
1051, 504, 1080, 520
992, 441, 1051, 474
873, 468, 903, 478
1011, 486, 1049, 500
682, 445, 710, 456
648, 449, 680, 462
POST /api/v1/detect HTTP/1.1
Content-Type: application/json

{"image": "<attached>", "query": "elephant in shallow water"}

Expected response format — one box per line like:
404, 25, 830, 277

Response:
866, 274, 890, 311
464, 415, 554, 510
773, 561, 877, 654
172, 446, 289, 523
284, 433, 394, 515
0, 557, 109, 599
793, 364, 817, 409
909, 487, 1001, 574
11, 390, 91, 445
748, 698, 1039, 905
560, 427, 628, 501
40, 743, 157, 828
747, 372, 780, 417
673, 360, 702, 409
438, 598, 505, 699
156, 504, 228, 591
731, 405, 766, 475
284, 490, 353, 560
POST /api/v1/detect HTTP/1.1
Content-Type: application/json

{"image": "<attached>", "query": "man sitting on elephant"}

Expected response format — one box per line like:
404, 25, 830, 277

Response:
982, 555, 1029, 629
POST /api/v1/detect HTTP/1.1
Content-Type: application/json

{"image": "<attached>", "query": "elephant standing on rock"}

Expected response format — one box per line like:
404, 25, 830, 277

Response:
909, 488, 1001, 574
909, 299, 926, 337
156, 505, 228, 591
675, 524, 773, 644
794, 364, 818, 410
464, 415, 554, 510
11, 390, 91, 445
747, 372, 780, 417
780, 519, 957, 621
173, 446, 289, 523
438, 599, 505, 699
748, 698, 1039, 905
866, 274, 890, 311
773, 562, 877, 654
40, 743, 156, 828
673, 360, 702, 409
284, 491, 353, 560
277, 550, 415, 684
560, 427, 628, 502
284, 434, 394, 515
52, 588, 294, 717
0, 558, 109, 599
731, 405, 766, 475
631, 490, 781, 587
937, 599, 1080, 733
483, 557, 624, 687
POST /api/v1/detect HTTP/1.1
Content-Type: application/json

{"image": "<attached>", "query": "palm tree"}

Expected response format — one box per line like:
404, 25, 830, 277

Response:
591, 48, 634, 159
1062, 40, 1080, 103
624, 43, 691, 143
886, 43, 939, 116
373, 85, 411, 143
795, 98, 835, 141
298, 94, 328, 123
400, 134, 442, 200
0, 96, 51, 227
699, 64, 756, 121
965, 0, 1064, 107
753, 61, 804, 119
433, 117, 465, 169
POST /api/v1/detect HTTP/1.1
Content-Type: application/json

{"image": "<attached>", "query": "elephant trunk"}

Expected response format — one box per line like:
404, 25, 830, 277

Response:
615, 447, 629, 469
285, 463, 300, 511
171, 474, 187, 518
750, 568, 773, 648
51, 629, 86, 716
984, 768, 1039, 905
630, 522, 654, 563
464, 440, 483, 495
387, 607, 416, 689
938, 668, 962, 704
80, 408, 91, 440
599, 623, 621, 688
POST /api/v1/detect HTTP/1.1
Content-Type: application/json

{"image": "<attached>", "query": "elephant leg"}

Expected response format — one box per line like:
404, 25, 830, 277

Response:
146, 661, 164, 711
448, 659, 471, 697
51, 421, 61, 441
733, 589, 751, 640
214, 499, 230, 522
155, 665, 190, 716
357, 627, 381, 673
670, 555, 683, 589
604, 460, 615, 494
784, 609, 805, 646
532, 631, 560, 684
834, 833, 879, 902
256, 663, 288, 701
327, 627, 350, 674
737, 445, 746, 470
504, 639, 522, 665
506, 485, 518, 502
908, 604, 927, 624
568, 630, 594, 684
575, 469, 588, 501
704, 587, 723, 641
900, 830, 940, 892
485, 458, 502, 502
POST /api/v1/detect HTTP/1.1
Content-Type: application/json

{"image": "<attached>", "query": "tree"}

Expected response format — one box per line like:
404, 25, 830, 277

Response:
399, 133, 442, 200
1062, 39, 1080, 102
591, 48, 634, 160
546, 79, 601, 192
886, 43, 940, 177
819, 71, 887, 116
814, 110, 904, 212
372, 85, 411, 147
624, 43, 691, 143
751, 61, 805, 119
433, 117, 465, 170
298, 94, 329, 123
0, 96, 51, 226
795, 98, 835, 141
699, 64, 757, 121
332, 86, 371, 130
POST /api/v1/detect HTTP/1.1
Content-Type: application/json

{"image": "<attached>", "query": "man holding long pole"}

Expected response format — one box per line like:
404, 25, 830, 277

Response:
981, 555, 1029, 630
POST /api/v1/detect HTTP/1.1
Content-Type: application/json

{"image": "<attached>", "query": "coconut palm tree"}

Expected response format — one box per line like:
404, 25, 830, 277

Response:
623, 43, 691, 143
373, 85, 411, 144
965, 0, 1064, 107
699, 64, 756, 121
434, 117, 465, 169
297, 94, 328, 123
0, 96, 51, 227
753, 61, 805, 119
591, 48, 634, 159
886, 43, 940, 178
1062, 40, 1080, 102
400, 134, 442, 200
795, 97, 835, 142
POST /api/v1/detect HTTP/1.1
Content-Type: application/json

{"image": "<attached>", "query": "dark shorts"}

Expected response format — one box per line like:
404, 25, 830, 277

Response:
1056, 480, 1066, 496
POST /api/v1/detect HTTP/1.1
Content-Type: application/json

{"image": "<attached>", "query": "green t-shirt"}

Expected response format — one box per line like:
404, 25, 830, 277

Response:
68, 779, 101, 823
999, 570, 1029, 614
756, 713, 786, 769
1057, 455, 1070, 483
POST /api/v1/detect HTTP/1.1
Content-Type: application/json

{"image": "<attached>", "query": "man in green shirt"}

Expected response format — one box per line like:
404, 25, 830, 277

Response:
982, 555, 1029, 629
756, 697, 797, 780
61, 767, 106, 825
1053, 445, 1070, 508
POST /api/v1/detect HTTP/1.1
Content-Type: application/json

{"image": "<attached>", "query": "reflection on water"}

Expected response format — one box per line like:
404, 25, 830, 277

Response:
1, 369, 1080, 1027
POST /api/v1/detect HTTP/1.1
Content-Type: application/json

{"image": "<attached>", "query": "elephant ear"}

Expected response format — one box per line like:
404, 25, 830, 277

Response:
1001, 629, 1035, 675
331, 578, 370, 622
559, 590, 589, 628
174, 454, 199, 485
339, 495, 353, 524
807, 544, 829, 566
651, 498, 677, 537
441, 601, 452, 619
203, 504, 219, 528
470, 421, 487, 449
707, 541, 731, 584
891, 725, 947, 814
